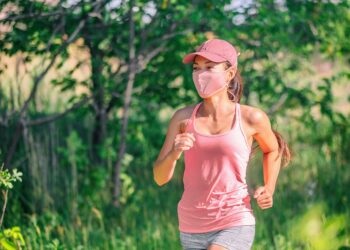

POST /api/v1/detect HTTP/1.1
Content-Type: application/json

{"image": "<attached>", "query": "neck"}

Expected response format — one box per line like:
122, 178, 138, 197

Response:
201, 96, 236, 120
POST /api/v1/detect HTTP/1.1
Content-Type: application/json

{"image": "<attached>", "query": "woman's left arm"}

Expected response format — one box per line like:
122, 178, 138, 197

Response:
249, 107, 283, 209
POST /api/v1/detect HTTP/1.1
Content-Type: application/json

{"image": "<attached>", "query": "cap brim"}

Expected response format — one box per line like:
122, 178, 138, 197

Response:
182, 51, 226, 64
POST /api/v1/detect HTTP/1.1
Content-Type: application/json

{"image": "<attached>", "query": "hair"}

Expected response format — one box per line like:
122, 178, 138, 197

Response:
224, 61, 292, 168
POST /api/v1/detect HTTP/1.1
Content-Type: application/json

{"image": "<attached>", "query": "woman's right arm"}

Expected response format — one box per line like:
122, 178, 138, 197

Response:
153, 109, 195, 186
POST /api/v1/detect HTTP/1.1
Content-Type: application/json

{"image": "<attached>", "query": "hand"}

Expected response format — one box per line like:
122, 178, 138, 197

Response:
253, 186, 273, 210
171, 132, 196, 160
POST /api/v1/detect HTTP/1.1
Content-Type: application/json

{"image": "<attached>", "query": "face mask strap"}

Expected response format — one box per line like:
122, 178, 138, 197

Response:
225, 66, 239, 102
226, 85, 238, 102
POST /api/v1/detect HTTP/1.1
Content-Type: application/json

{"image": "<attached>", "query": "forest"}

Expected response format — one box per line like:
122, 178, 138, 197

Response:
0, 0, 349, 249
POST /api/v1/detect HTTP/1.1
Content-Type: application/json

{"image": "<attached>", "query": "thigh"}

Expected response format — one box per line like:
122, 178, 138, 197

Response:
179, 231, 210, 250
209, 225, 256, 250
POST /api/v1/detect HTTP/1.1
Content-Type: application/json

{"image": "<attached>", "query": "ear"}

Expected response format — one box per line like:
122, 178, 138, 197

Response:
226, 67, 236, 82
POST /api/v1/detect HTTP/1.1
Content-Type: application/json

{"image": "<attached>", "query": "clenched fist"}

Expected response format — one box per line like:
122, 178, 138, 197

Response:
171, 132, 196, 160
254, 186, 274, 210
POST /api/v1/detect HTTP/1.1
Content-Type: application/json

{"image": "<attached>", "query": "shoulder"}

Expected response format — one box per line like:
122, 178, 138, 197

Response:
239, 103, 271, 131
171, 103, 197, 133
173, 103, 196, 118
172, 103, 196, 121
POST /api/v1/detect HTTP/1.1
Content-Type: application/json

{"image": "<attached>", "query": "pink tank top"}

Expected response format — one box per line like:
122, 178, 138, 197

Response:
177, 101, 256, 233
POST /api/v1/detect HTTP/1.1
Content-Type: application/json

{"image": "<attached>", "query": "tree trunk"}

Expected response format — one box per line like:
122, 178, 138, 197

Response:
88, 42, 107, 165
113, 0, 136, 207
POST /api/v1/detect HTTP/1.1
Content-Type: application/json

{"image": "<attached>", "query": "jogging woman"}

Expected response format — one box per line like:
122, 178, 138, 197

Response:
153, 38, 291, 250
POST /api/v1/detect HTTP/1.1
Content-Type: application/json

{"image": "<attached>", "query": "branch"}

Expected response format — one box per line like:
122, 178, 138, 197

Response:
26, 96, 91, 126
106, 91, 123, 114
0, 1, 85, 23
45, 17, 66, 53
4, 0, 110, 169
106, 28, 192, 114
136, 45, 165, 73
18, 0, 111, 116
136, 29, 191, 73
0, 190, 9, 228
0, 11, 65, 22
18, 18, 86, 118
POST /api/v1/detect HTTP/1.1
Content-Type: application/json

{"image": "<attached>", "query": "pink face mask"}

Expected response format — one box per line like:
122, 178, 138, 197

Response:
192, 67, 231, 98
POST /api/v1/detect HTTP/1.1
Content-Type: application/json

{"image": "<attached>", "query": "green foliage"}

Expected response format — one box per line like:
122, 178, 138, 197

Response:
289, 203, 349, 250
0, 227, 25, 250
0, 166, 25, 249
0, 168, 22, 190
0, 0, 350, 249
111, 152, 136, 206
57, 130, 88, 172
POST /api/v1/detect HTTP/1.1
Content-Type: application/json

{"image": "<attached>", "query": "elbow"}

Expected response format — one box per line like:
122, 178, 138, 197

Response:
153, 164, 167, 187
263, 147, 279, 155
154, 176, 168, 187
153, 174, 164, 186
154, 178, 166, 187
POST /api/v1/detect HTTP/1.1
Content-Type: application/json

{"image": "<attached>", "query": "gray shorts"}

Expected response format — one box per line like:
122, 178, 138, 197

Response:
179, 225, 255, 250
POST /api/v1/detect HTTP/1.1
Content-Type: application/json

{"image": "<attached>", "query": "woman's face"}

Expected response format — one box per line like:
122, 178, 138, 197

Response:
192, 55, 236, 82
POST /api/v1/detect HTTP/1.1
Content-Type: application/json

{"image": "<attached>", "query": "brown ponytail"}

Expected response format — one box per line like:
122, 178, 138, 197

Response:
225, 62, 292, 168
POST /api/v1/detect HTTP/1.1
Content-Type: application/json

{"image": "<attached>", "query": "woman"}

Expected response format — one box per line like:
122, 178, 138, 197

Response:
153, 38, 291, 250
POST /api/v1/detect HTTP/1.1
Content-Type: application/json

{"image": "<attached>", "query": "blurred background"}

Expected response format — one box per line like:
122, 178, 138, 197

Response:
0, 0, 349, 249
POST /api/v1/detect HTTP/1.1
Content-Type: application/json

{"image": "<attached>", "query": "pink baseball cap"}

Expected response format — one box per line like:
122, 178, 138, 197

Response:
182, 38, 240, 67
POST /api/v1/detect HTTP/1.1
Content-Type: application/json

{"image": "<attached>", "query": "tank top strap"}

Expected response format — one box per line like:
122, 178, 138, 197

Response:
191, 102, 202, 120
236, 102, 242, 124
184, 102, 202, 132
236, 102, 251, 150
232, 101, 238, 128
